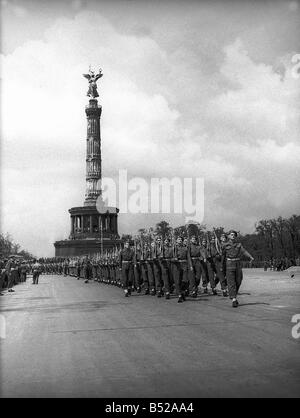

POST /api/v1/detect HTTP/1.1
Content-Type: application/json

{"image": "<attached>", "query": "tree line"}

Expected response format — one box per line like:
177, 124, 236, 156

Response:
122, 214, 300, 262
0, 233, 35, 259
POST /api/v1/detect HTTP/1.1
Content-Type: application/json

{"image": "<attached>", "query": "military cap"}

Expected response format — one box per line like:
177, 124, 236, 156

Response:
228, 230, 238, 237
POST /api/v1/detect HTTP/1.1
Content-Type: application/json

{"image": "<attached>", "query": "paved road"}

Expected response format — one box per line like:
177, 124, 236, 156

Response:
1, 270, 300, 398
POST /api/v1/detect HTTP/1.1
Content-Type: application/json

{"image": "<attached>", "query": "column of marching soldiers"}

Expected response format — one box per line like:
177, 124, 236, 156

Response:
1, 229, 253, 308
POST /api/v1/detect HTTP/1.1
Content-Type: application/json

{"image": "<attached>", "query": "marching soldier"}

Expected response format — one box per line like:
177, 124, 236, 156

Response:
160, 237, 173, 300
146, 242, 156, 296
221, 230, 254, 308
188, 235, 206, 298
133, 241, 142, 293
119, 241, 134, 296
116, 250, 122, 287
220, 233, 228, 278
153, 236, 164, 297
172, 236, 190, 303
199, 238, 210, 294
140, 242, 150, 295
203, 238, 218, 294
207, 235, 228, 296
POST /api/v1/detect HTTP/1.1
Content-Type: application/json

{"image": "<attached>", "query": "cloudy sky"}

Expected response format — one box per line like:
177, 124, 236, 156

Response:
1, 0, 300, 256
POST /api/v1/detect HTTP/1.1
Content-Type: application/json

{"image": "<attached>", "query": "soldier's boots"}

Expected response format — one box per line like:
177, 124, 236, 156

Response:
165, 292, 170, 300
203, 287, 208, 294
150, 289, 156, 296
144, 289, 150, 295
212, 288, 218, 295
124, 289, 129, 297
157, 290, 162, 298
232, 299, 239, 308
223, 290, 228, 297
136, 287, 141, 293
191, 291, 197, 298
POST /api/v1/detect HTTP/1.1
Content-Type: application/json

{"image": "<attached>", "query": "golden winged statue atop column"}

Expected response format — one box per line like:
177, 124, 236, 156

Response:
83, 67, 103, 98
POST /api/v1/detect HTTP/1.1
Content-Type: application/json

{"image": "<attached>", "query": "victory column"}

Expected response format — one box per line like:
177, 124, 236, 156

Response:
54, 68, 121, 256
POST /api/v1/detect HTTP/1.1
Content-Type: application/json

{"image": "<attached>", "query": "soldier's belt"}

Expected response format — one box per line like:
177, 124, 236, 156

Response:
122, 261, 132, 263
191, 257, 200, 260
227, 258, 240, 261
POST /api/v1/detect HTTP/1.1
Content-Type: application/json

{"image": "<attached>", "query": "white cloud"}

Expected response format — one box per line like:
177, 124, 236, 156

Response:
1, 9, 300, 255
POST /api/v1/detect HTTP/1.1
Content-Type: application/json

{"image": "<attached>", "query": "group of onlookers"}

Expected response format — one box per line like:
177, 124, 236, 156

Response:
0, 256, 42, 295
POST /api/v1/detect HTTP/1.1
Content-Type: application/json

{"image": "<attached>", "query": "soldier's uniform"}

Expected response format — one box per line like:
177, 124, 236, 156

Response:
153, 241, 164, 297
111, 255, 118, 285
222, 238, 253, 304
83, 258, 92, 283
108, 255, 114, 284
32, 261, 41, 284
115, 253, 122, 287
104, 256, 109, 283
199, 242, 213, 293
140, 244, 150, 294
159, 241, 173, 299
145, 245, 156, 295
206, 241, 227, 295
63, 259, 69, 276
20, 262, 28, 282
133, 246, 142, 292
76, 260, 81, 279
119, 245, 134, 296
220, 237, 228, 278
5, 258, 17, 292
92, 258, 98, 281
172, 240, 191, 302
0, 258, 7, 295
188, 240, 207, 297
